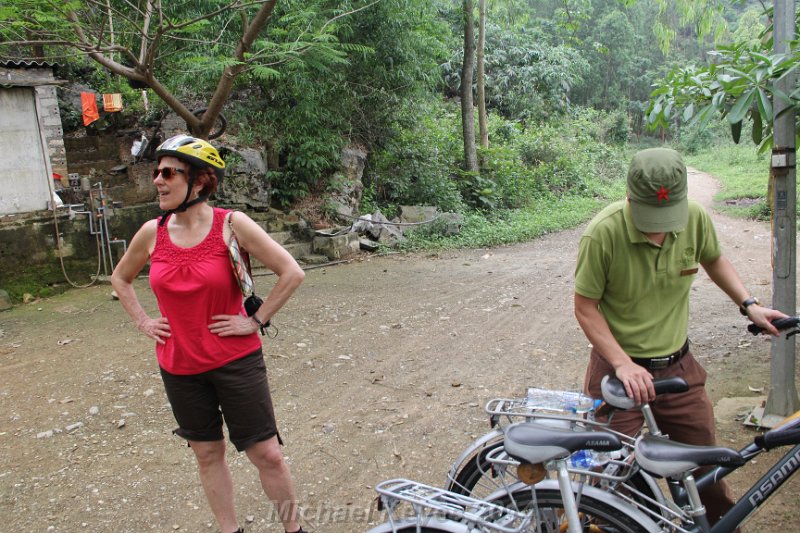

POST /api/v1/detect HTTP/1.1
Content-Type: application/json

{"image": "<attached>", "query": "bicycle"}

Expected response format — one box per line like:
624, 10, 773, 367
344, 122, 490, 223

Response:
368, 318, 800, 532
478, 317, 800, 533
368, 377, 688, 533
445, 376, 687, 501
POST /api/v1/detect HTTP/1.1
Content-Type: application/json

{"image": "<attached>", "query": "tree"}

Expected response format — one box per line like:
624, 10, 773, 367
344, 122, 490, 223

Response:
477, 0, 489, 151
0, 0, 369, 140
461, 0, 479, 173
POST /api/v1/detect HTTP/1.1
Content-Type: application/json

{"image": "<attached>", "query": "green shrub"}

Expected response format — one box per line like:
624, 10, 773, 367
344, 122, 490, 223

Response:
364, 99, 465, 212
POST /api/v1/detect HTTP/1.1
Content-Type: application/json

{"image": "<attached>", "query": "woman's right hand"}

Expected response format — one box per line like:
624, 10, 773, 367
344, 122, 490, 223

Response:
137, 317, 171, 344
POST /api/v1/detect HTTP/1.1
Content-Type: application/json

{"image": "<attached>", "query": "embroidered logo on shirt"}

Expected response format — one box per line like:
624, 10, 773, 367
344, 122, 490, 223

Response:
657, 186, 670, 202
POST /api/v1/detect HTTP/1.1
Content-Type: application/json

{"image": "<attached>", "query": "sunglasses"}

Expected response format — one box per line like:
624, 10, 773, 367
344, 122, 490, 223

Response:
152, 167, 186, 180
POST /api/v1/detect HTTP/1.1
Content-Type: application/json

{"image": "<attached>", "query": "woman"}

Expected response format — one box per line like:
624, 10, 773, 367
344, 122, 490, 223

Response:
111, 134, 306, 533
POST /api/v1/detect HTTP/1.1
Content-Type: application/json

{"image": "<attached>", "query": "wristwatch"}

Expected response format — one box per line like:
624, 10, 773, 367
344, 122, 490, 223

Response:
740, 296, 760, 316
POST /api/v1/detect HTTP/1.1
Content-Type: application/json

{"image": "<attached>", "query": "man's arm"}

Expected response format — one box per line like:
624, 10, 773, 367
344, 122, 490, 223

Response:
701, 255, 786, 336
574, 293, 656, 403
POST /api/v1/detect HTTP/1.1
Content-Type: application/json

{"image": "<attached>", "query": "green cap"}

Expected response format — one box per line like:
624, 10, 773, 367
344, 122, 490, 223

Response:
627, 148, 688, 233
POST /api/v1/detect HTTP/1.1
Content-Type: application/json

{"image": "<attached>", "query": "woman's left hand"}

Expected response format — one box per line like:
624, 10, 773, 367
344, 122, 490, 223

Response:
209, 314, 258, 337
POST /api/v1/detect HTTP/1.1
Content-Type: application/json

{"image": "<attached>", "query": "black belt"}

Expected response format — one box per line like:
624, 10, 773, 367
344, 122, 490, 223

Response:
632, 340, 689, 370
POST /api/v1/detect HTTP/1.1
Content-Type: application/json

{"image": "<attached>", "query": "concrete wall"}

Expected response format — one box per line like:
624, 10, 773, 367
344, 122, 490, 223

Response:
0, 64, 67, 215
0, 87, 53, 214
0, 204, 161, 299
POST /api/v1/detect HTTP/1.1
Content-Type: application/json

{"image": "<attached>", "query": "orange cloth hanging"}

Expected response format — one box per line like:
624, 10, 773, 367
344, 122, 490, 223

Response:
81, 92, 99, 126
103, 93, 123, 112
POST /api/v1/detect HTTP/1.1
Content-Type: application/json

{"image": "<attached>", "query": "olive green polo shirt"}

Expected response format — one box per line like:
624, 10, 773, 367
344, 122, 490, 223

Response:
574, 199, 721, 358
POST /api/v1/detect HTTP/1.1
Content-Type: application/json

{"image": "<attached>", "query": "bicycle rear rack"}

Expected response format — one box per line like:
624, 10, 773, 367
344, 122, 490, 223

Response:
484, 398, 595, 429
375, 478, 532, 532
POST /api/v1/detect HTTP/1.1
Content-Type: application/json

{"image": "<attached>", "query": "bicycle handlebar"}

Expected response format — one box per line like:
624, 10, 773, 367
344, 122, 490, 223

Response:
747, 316, 800, 336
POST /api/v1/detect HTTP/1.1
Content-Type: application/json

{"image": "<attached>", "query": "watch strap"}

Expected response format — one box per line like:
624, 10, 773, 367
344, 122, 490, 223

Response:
740, 297, 760, 316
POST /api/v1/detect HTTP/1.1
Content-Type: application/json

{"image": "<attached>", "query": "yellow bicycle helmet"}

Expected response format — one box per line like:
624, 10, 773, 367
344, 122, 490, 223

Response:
155, 134, 225, 179
155, 134, 226, 225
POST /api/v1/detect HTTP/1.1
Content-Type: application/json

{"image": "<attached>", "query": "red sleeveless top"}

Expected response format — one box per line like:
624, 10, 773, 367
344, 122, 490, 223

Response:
149, 207, 261, 375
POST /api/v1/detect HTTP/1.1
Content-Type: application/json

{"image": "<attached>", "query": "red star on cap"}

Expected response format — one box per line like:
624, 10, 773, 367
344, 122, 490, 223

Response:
657, 186, 670, 202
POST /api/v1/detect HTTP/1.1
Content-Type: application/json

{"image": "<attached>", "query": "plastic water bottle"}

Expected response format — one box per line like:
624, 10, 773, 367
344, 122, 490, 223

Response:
569, 449, 611, 468
525, 388, 597, 413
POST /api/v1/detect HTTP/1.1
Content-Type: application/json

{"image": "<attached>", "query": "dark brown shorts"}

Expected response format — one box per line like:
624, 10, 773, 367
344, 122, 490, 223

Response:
160, 349, 282, 452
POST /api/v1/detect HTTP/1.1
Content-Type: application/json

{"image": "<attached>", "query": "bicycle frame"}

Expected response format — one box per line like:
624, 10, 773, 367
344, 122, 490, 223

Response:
634, 409, 800, 533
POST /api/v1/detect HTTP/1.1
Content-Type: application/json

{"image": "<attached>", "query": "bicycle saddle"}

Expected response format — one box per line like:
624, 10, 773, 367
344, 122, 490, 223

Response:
601, 375, 689, 410
634, 434, 746, 478
503, 422, 623, 464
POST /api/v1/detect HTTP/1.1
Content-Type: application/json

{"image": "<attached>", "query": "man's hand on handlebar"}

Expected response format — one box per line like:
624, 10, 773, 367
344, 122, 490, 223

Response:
747, 306, 790, 336
748, 315, 800, 336
614, 360, 656, 405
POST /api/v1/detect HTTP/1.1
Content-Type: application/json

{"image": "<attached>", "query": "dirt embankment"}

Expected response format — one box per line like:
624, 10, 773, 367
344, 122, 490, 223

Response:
0, 168, 797, 532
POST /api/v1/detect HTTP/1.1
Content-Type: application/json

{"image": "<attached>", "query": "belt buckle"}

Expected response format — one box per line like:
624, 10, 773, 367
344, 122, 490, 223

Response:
649, 357, 670, 370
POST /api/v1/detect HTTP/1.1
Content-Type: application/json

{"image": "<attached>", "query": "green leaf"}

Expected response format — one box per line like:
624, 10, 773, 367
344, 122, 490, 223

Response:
683, 103, 695, 122
727, 90, 755, 124
756, 88, 773, 122
731, 121, 742, 144
689, 104, 714, 129
752, 110, 763, 145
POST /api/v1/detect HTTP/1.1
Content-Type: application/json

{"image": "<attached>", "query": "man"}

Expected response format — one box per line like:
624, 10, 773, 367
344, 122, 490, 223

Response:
574, 147, 785, 524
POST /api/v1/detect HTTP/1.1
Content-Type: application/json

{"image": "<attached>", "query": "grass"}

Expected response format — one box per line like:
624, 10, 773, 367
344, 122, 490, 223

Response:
683, 144, 772, 220
400, 189, 625, 251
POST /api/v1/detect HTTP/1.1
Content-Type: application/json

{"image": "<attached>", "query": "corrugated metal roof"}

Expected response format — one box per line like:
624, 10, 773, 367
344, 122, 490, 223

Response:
2, 59, 58, 69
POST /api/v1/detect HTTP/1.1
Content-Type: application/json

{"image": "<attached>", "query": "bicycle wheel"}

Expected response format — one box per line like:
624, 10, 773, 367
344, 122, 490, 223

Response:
446, 437, 515, 499
496, 487, 651, 533
191, 107, 227, 139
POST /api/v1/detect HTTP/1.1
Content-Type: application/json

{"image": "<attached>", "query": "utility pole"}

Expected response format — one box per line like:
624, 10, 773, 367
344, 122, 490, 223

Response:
760, 0, 799, 426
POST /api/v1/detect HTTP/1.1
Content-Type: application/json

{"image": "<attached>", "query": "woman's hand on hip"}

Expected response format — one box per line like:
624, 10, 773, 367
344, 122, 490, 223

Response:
137, 317, 171, 345
209, 314, 258, 337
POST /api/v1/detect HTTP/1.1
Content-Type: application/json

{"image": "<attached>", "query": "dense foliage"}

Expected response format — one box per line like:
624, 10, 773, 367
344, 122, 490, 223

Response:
0, 0, 781, 246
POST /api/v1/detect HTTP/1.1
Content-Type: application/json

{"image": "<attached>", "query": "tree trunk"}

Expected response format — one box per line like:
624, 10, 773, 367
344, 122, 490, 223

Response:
461, 0, 478, 174
477, 0, 489, 153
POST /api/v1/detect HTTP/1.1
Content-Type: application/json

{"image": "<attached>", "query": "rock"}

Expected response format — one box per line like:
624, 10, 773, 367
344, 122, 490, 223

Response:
143, 389, 155, 397
399, 205, 438, 224
23, 293, 35, 304
438, 212, 465, 236
351, 214, 373, 234
325, 145, 367, 222
216, 147, 271, 208
0, 289, 11, 311
298, 254, 329, 265
65, 422, 84, 432
312, 232, 360, 260
37, 430, 54, 439
363, 211, 404, 246
359, 238, 379, 252
89, 406, 100, 416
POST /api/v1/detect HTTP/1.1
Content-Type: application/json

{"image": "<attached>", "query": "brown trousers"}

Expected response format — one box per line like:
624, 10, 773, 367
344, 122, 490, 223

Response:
584, 348, 735, 525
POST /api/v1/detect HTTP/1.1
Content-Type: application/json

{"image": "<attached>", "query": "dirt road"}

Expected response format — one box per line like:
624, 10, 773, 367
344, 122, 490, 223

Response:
1, 168, 797, 532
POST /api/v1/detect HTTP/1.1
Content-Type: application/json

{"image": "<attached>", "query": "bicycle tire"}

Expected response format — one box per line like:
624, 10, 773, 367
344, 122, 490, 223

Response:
447, 438, 661, 515
495, 487, 651, 533
191, 107, 227, 140
446, 437, 510, 499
